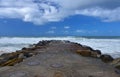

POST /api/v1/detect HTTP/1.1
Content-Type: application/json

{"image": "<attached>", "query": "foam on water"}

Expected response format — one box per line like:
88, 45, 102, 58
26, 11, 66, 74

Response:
0, 37, 120, 58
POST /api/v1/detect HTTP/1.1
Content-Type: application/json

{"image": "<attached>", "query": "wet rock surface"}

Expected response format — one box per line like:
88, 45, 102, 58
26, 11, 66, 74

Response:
0, 40, 120, 77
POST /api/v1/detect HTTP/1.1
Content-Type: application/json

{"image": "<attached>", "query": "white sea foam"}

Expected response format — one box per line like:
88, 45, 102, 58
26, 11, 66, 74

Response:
0, 37, 120, 58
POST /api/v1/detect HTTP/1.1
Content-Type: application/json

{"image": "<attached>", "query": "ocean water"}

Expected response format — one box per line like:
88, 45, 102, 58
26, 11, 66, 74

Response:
0, 37, 120, 58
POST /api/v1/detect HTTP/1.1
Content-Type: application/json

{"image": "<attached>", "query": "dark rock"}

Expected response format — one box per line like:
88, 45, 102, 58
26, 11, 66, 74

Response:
0, 58, 23, 66
22, 47, 35, 51
110, 58, 120, 65
100, 54, 114, 63
91, 50, 101, 58
82, 45, 94, 51
0, 52, 20, 65
8, 52, 19, 59
93, 50, 101, 55
0, 58, 8, 65
0, 53, 9, 57
23, 51, 37, 58
0, 45, 41, 66
22, 47, 27, 50
64, 40, 70, 43
35, 40, 51, 47
110, 58, 120, 70
73, 42, 83, 47
77, 49, 101, 58
0, 53, 10, 63
76, 50, 91, 57
91, 52, 99, 58
115, 66, 120, 70
115, 69, 120, 74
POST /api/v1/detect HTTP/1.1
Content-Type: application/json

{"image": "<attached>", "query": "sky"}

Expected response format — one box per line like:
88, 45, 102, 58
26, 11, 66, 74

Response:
0, 0, 120, 37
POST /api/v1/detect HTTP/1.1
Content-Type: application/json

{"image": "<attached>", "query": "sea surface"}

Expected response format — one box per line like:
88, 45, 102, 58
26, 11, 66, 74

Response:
0, 36, 120, 58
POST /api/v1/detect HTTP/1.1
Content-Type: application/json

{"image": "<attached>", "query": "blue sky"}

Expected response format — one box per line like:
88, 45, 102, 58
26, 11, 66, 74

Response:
0, 0, 120, 36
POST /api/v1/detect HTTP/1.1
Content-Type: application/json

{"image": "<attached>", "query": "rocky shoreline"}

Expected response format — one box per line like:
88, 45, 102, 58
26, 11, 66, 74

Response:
0, 40, 120, 77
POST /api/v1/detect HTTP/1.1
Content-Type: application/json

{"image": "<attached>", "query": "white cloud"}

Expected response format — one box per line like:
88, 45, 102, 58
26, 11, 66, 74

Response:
0, 0, 120, 25
76, 7, 120, 22
64, 26, 70, 29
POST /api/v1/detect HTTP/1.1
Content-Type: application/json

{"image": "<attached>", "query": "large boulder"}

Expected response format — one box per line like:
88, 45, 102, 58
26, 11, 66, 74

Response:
0, 52, 19, 65
0, 58, 23, 66
76, 49, 101, 58
76, 50, 91, 57
91, 50, 101, 58
22, 47, 36, 51
0, 43, 46, 66
110, 58, 120, 70
35, 40, 51, 47
82, 45, 94, 51
100, 54, 114, 63
94, 50, 101, 55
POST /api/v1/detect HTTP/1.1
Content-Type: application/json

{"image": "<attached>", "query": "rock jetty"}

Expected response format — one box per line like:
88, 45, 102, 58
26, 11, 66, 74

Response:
0, 40, 120, 77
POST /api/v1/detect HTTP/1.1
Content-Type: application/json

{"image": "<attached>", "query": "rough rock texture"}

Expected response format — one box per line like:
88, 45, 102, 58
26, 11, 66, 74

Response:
0, 40, 120, 77
110, 58, 120, 70
100, 54, 114, 63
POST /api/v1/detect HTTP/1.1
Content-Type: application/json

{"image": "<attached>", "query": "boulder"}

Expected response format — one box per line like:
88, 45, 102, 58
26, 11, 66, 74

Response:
0, 57, 8, 65
82, 45, 94, 51
77, 49, 101, 58
22, 47, 28, 50
0, 52, 20, 65
35, 40, 51, 47
76, 50, 91, 57
115, 63, 120, 70
0, 58, 23, 66
110, 58, 120, 70
94, 50, 101, 55
22, 47, 36, 51
23, 52, 37, 58
91, 50, 101, 58
100, 54, 114, 63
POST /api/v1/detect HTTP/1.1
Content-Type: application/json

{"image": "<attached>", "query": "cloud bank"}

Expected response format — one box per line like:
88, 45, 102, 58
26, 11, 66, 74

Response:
0, 0, 120, 25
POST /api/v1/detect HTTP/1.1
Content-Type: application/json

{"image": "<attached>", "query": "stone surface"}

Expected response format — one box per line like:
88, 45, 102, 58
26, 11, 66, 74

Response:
0, 40, 119, 77
50, 63, 64, 68
26, 61, 40, 66
9, 71, 27, 77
